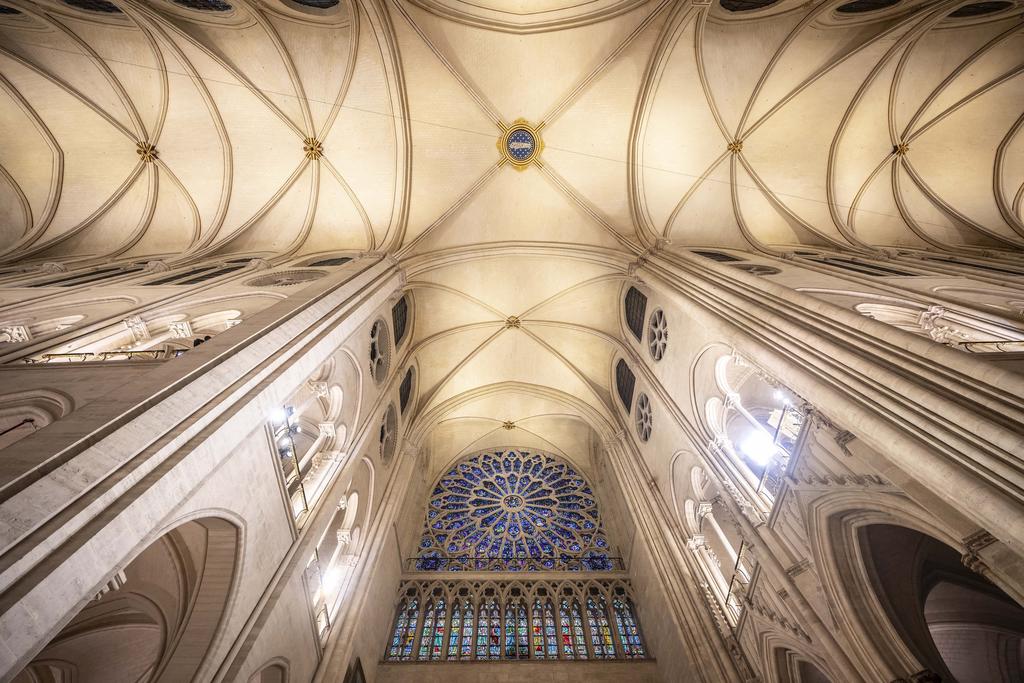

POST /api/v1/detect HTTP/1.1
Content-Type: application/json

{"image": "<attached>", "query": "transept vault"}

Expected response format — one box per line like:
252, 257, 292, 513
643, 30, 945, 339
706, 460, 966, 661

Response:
0, 1, 1023, 682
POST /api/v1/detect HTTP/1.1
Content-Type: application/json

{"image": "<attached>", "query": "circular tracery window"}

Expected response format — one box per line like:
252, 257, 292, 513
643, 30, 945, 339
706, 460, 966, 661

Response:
379, 403, 397, 463
369, 319, 391, 384
416, 449, 612, 570
635, 393, 652, 442
647, 309, 667, 361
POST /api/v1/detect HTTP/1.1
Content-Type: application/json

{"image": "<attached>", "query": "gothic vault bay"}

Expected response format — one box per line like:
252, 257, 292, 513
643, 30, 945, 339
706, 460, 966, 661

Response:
1, 0, 1024, 682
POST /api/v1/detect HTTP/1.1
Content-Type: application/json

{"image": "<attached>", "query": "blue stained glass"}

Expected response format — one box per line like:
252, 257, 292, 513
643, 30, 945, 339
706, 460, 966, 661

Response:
614, 598, 646, 658
415, 449, 612, 571
505, 128, 536, 162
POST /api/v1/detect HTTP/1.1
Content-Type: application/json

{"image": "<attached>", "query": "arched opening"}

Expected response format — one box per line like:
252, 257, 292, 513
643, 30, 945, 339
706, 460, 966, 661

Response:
248, 662, 288, 683
0, 391, 70, 450
773, 648, 832, 682
859, 524, 1024, 682
13, 517, 239, 683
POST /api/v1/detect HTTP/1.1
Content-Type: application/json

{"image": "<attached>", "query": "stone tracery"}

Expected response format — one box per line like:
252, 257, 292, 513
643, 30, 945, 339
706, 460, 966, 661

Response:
415, 449, 613, 571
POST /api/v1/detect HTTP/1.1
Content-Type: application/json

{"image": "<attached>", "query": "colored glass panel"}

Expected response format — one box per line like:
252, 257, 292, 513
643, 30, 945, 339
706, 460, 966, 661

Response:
532, 599, 545, 658
614, 598, 645, 658
544, 601, 558, 658
448, 602, 462, 659
460, 601, 474, 658
588, 596, 615, 658
414, 449, 613, 571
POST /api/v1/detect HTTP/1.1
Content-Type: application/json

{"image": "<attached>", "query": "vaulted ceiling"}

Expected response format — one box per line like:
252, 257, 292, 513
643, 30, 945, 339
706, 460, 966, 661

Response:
0, 0, 1021, 471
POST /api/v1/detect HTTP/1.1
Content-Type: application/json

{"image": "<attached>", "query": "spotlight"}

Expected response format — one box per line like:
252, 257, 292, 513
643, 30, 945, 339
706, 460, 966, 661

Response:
322, 568, 341, 594
740, 432, 776, 466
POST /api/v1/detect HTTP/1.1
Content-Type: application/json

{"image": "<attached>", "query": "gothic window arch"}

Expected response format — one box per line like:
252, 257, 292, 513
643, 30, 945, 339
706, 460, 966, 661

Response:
173, 0, 232, 10
949, 1, 1012, 17
144, 262, 247, 286
414, 449, 613, 571
388, 594, 419, 661
505, 598, 529, 658
392, 295, 410, 348
399, 367, 415, 414
701, 353, 807, 510
613, 597, 645, 658
623, 287, 646, 341
805, 254, 913, 277
719, 0, 779, 11
306, 256, 350, 267
920, 255, 1024, 276
15, 518, 239, 682
692, 250, 743, 262
729, 263, 781, 277
385, 580, 647, 662
836, 0, 901, 12
586, 594, 614, 658
418, 595, 447, 660
28, 265, 144, 288
615, 359, 635, 413
63, 0, 122, 12
379, 404, 397, 463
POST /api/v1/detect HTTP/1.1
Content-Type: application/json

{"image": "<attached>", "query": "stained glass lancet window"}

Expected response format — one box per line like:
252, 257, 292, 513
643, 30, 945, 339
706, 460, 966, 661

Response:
448, 601, 463, 659
543, 600, 558, 658
588, 595, 615, 658
388, 597, 418, 661
384, 579, 646, 662
477, 597, 500, 659
613, 597, 645, 658
505, 600, 528, 659
459, 599, 474, 658
561, 596, 588, 659
414, 449, 613, 571
418, 597, 446, 661
531, 599, 545, 658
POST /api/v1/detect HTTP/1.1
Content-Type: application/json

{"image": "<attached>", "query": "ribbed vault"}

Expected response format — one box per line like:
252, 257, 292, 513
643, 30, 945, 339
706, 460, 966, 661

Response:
0, 0, 1021, 460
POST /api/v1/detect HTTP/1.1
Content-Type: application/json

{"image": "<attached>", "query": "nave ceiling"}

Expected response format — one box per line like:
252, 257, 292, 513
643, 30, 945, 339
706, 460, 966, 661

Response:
0, 0, 1021, 471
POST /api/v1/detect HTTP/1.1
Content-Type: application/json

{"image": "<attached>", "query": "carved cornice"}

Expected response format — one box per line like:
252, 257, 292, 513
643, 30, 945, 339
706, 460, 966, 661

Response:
961, 529, 997, 574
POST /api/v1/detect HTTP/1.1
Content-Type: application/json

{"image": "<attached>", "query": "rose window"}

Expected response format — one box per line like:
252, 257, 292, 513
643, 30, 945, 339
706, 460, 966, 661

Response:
635, 393, 652, 442
415, 449, 613, 571
647, 309, 667, 361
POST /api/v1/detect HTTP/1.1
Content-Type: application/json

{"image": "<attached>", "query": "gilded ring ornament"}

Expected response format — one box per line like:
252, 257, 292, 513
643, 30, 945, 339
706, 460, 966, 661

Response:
498, 119, 543, 169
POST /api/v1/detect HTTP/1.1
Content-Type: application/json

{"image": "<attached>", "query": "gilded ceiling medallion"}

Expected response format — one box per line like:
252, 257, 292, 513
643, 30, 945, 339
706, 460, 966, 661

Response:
498, 119, 543, 169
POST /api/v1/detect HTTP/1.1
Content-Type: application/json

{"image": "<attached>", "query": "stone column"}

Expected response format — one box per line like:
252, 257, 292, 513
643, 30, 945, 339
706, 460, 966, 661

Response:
601, 434, 751, 682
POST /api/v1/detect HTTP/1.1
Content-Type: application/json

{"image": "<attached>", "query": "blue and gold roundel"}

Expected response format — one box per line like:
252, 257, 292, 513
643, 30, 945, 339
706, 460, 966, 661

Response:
506, 128, 536, 162
498, 119, 543, 168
